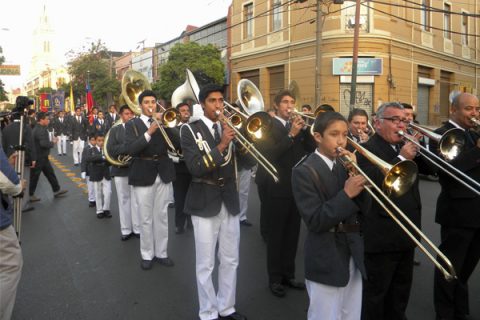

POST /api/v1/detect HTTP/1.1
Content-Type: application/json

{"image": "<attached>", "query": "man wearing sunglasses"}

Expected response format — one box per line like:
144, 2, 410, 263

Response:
356, 102, 427, 320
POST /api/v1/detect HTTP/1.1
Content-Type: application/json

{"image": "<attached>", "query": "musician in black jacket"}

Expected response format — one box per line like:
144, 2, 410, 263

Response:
81, 136, 97, 207
106, 105, 139, 239
124, 90, 175, 271
29, 112, 67, 201
292, 111, 368, 320
69, 107, 88, 166
357, 102, 423, 320
432, 93, 480, 320
86, 134, 111, 219
255, 89, 314, 298
170, 102, 192, 234
105, 104, 118, 131
180, 84, 247, 320
53, 110, 69, 156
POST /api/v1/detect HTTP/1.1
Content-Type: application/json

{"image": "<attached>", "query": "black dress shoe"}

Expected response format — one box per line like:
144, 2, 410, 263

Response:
157, 257, 174, 267
96, 212, 105, 219
141, 259, 153, 270
219, 312, 247, 320
22, 206, 35, 213
88, 201, 96, 207
103, 210, 112, 218
133, 233, 140, 239
240, 219, 253, 227
269, 282, 286, 297
121, 233, 132, 241
54, 189, 68, 198
282, 278, 306, 290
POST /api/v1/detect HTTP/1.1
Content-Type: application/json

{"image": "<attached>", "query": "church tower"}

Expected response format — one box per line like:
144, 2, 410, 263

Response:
29, 5, 57, 78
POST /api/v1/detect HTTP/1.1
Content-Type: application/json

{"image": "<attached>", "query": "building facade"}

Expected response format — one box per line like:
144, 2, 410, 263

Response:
229, 0, 479, 125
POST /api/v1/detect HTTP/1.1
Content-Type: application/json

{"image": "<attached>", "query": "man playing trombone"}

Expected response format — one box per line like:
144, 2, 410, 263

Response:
356, 102, 425, 320
180, 84, 248, 320
432, 93, 480, 320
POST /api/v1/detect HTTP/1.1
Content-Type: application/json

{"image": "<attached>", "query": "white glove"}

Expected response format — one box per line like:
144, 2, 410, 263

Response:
81, 172, 86, 179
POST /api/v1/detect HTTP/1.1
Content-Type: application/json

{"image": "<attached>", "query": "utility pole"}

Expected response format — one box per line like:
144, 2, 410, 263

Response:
315, 0, 323, 108
349, 0, 362, 111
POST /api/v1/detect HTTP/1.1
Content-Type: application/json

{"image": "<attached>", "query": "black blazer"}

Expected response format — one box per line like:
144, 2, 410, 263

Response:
124, 117, 175, 186
180, 120, 239, 217
292, 153, 367, 286
106, 124, 129, 177
432, 122, 480, 227
32, 124, 54, 160
53, 117, 69, 136
86, 146, 111, 182
170, 125, 190, 175
357, 133, 422, 253
81, 144, 92, 175
93, 118, 107, 136
255, 117, 314, 197
105, 113, 118, 131
69, 116, 88, 140
2, 120, 37, 165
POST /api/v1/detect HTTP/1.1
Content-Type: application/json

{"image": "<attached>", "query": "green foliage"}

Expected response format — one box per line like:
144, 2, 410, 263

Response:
67, 40, 120, 108
0, 46, 7, 101
37, 87, 53, 94
157, 42, 225, 101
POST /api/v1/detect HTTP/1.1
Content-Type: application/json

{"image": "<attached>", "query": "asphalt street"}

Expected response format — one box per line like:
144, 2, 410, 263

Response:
12, 145, 480, 320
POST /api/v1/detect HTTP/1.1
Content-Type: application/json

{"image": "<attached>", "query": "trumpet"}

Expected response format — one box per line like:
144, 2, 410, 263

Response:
398, 128, 480, 196
338, 139, 457, 281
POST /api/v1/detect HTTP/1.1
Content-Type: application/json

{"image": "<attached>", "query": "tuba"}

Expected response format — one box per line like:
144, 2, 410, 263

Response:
103, 70, 150, 166
171, 69, 200, 107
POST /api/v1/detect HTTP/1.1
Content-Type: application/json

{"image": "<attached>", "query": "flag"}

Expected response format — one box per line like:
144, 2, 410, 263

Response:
52, 90, 65, 111
67, 84, 74, 113
86, 82, 94, 124
39, 93, 51, 112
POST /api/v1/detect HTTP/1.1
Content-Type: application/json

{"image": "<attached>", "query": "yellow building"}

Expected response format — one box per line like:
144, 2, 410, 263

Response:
229, 0, 479, 125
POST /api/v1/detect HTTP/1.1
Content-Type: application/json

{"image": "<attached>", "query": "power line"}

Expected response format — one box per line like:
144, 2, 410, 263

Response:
402, 0, 478, 15
371, 0, 480, 17
362, 2, 480, 38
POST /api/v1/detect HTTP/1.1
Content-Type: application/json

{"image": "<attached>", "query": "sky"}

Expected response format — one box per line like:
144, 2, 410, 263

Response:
0, 0, 231, 89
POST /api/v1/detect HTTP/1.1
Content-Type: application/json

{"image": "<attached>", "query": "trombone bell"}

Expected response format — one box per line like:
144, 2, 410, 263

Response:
383, 161, 418, 197
245, 111, 272, 141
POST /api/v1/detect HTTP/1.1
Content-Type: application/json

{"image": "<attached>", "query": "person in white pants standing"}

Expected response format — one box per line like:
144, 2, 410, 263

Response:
81, 136, 97, 207
53, 110, 69, 156
69, 107, 87, 166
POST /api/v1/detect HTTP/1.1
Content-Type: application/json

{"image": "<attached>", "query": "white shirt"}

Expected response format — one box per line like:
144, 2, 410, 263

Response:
275, 116, 288, 127
201, 115, 222, 138
315, 149, 335, 171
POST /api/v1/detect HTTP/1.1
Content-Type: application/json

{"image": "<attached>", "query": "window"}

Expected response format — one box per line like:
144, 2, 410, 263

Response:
43, 41, 50, 53
244, 3, 253, 39
421, 0, 430, 31
343, 2, 369, 32
271, 0, 282, 31
444, 3, 451, 39
461, 12, 468, 45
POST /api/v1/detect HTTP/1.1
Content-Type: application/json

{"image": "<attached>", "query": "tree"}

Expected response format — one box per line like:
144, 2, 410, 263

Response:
67, 40, 120, 109
0, 46, 8, 101
156, 42, 225, 102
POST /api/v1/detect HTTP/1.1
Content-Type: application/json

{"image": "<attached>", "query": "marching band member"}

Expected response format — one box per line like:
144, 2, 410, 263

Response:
170, 102, 193, 234
125, 90, 175, 271
432, 93, 480, 320
255, 89, 315, 298
180, 84, 247, 320
292, 111, 368, 320
105, 104, 118, 131
86, 134, 112, 219
70, 107, 88, 167
107, 105, 139, 240
347, 108, 370, 144
81, 136, 97, 208
53, 110, 69, 156
356, 102, 423, 320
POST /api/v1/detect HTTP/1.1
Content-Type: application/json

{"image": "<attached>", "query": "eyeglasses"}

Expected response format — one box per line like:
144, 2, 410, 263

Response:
380, 117, 409, 125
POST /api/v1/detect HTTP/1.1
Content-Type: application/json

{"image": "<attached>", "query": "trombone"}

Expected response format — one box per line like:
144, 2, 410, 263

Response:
399, 124, 480, 196
471, 117, 480, 128
338, 138, 457, 281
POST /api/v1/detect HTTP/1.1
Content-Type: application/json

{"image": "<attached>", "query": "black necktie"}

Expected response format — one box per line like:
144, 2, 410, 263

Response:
212, 123, 221, 144
332, 162, 343, 190
394, 144, 401, 154
285, 121, 291, 132
148, 118, 154, 124
465, 130, 475, 147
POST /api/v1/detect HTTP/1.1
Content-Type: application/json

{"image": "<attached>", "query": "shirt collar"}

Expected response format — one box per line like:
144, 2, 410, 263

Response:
448, 119, 465, 131
140, 114, 151, 126
275, 116, 287, 127
315, 149, 335, 171
201, 115, 218, 129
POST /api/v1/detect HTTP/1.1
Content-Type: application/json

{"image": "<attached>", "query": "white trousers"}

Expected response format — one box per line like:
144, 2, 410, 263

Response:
133, 176, 173, 260
72, 138, 84, 165
0, 225, 23, 320
192, 204, 240, 320
114, 176, 140, 235
94, 179, 111, 214
86, 176, 95, 202
237, 168, 251, 221
306, 258, 363, 320
56, 134, 67, 154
